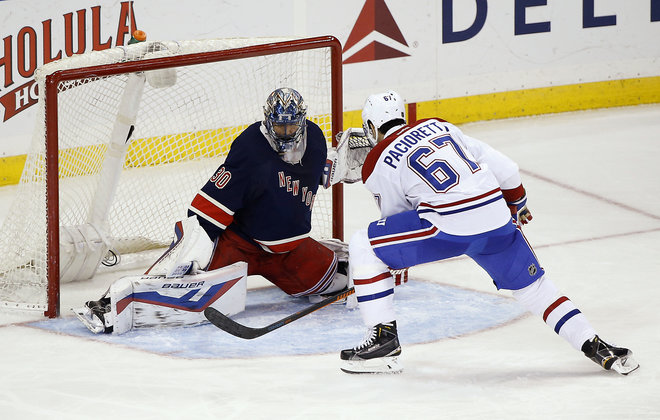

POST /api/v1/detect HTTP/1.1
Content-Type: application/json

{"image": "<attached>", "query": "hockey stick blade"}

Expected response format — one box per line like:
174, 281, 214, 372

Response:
204, 287, 355, 339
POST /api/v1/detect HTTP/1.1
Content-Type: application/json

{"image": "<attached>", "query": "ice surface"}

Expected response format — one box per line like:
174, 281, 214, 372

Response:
1, 105, 659, 419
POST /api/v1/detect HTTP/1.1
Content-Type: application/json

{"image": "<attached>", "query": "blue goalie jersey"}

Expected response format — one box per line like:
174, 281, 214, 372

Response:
188, 121, 327, 253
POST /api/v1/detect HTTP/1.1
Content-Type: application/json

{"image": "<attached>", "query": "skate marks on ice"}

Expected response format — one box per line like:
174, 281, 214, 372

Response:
27, 280, 526, 359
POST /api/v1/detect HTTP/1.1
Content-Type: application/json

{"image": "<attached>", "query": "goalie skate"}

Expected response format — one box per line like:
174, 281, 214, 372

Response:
340, 321, 403, 374
72, 297, 113, 334
582, 335, 639, 375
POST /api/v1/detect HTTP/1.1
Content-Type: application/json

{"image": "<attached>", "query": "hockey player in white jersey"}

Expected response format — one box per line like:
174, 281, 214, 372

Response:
339, 90, 639, 375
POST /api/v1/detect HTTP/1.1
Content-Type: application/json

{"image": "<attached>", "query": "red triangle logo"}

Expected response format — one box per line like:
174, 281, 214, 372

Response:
343, 0, 410, 64
343, 41, 408, 64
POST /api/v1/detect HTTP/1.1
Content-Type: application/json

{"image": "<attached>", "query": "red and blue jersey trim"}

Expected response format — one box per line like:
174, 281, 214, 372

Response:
254, 232, 310, 254
189, 191, 234, 231
417, 187, 503, 216
369, 224, 439, 249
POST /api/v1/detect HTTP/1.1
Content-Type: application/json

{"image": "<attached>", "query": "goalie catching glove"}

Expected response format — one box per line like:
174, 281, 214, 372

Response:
323, 128, 373, 188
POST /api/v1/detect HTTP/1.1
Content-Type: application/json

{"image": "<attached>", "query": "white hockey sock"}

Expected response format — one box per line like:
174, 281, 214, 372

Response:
353, 270, 395, 327
349, 229, 395, 327
512, 276, 596, 351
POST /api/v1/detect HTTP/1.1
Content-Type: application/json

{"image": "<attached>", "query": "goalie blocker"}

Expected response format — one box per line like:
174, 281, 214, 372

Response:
73, 262, 247, 334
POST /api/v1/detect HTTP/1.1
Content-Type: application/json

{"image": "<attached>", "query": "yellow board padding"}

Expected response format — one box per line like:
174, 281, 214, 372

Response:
343, 75, 660, 128
2, 116, 332, 185
123, 126, 245, 169
1, 78, 659, 187
415, 76, 660, 125
13, 127, 247, 182
55, 126, 249, 179
0, 155, 27, 186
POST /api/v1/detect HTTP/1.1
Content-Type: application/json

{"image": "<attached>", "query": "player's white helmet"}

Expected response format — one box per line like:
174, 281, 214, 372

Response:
264, 88, 307, 154
362, 90, 406, 144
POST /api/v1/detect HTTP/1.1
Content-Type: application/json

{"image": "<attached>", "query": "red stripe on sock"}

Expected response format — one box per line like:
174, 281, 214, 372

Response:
354, 272, 391, 285
543, 296, 569, 322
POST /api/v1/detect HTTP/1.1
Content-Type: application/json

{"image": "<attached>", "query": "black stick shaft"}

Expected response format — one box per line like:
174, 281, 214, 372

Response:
204, 287, 355, 339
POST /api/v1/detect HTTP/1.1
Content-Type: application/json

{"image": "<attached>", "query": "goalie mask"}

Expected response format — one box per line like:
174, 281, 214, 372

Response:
362, 90, 406, 145
263, 88, 308, 154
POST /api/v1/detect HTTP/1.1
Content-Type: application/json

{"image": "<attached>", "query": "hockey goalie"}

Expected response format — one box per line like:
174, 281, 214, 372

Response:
74, 87, 371, 335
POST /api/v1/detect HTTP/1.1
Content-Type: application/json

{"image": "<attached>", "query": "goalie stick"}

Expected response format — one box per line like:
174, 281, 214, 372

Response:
204, 287, 355, 339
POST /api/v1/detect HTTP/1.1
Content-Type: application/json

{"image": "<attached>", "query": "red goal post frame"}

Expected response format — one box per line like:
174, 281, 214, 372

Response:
43, 36, 344, 318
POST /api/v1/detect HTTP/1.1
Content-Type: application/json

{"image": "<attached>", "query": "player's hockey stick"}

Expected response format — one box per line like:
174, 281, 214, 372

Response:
204, 287, 354, 339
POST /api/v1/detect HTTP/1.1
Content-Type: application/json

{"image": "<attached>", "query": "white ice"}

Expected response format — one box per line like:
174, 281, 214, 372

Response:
1, 105, 659, 419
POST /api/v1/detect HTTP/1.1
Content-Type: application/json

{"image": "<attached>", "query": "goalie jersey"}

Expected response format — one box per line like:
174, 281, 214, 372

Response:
361, 118, 521, 236
188, 121, 327, 253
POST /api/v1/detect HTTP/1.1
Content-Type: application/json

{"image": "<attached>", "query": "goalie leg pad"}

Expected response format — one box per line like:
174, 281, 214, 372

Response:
76, 262, 247, 334
60, 223, 111, 283
308, 239, 357, 307
318, 238, 348, 263
112, 261, 247, 334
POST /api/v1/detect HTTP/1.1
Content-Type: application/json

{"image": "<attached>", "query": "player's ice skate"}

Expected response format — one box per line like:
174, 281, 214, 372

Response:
340, 321, 403, 374
582, 335, 639, 375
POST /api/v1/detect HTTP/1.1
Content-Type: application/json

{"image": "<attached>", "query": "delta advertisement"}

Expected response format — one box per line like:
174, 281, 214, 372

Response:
0, 0, 658, 166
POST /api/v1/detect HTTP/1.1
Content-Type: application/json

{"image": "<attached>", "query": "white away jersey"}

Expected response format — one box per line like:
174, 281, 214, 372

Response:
361, 118, 521, 235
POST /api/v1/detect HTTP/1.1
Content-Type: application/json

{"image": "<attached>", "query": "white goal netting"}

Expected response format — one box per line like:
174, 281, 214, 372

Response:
0, 36, 341, 315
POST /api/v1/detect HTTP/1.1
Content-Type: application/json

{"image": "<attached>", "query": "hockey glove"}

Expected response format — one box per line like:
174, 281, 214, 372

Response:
322, 128, 371, 188
390, 267, 409, 286
502, 184, 532, 226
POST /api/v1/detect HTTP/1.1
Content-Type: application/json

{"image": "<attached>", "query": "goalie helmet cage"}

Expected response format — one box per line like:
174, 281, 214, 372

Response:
0, 35, 343, 318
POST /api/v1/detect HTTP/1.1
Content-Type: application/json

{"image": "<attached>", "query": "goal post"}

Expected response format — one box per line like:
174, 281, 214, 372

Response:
0, 36, 343, 318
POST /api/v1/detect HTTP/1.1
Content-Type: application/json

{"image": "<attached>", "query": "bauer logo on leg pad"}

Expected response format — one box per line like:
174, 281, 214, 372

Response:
110, 262, 247, 334
162, 281, 205, 288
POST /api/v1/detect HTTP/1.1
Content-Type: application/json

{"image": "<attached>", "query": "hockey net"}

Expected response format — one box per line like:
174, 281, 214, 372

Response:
0, 36, 343, 317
